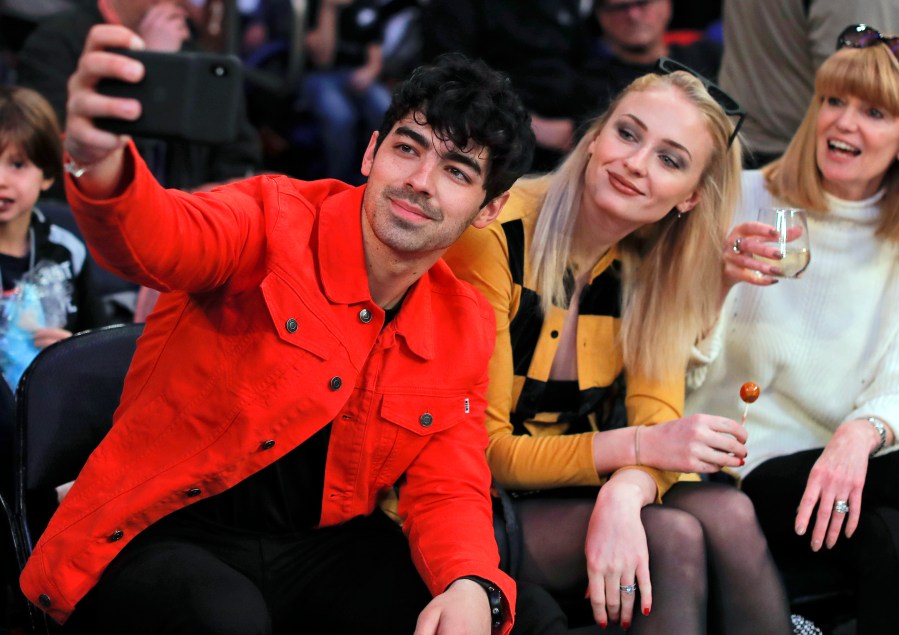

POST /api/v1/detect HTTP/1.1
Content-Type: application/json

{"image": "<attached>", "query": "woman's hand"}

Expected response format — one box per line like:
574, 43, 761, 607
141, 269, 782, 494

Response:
721, 221, 783, 298
585, 471, 655, 629
640, 414, 748, 474
795, 419, 880, 551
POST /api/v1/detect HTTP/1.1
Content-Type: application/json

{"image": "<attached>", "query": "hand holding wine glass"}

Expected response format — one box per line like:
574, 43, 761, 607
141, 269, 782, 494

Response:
723, 208, 811, 295
753, 207, 811, 278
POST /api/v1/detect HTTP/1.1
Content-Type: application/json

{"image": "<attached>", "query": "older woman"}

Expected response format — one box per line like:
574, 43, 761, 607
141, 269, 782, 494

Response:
687, 26, 899, 634
445, 62, 796, 634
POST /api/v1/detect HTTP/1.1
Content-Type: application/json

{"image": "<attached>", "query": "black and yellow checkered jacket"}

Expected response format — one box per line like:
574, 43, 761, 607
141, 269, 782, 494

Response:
444, 182, 682, 498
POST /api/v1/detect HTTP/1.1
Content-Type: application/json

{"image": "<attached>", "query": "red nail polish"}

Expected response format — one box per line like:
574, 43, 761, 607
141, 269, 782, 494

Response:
739, 458, 745, 466
622, 621, 631, 630
643, 607, 650, 616
599, 621, 607, 629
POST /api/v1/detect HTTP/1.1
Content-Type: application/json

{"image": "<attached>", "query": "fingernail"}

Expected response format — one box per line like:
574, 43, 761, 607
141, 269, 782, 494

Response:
795, 525, 806, 535
769, 280, 779, 285
739, 458, 745, 466
125, 63, 143, 81
599, 621, 607, 630
622, 621, 630, 631
812, 539, 821, 551
643, 607, 650, 616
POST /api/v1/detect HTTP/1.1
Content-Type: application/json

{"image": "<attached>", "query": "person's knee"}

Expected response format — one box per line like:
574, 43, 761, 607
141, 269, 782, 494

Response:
713, 487, 758, 528
644, 507, 705, 564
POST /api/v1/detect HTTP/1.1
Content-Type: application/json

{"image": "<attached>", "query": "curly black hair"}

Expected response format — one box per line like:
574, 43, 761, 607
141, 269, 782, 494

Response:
374, 53, 535, 206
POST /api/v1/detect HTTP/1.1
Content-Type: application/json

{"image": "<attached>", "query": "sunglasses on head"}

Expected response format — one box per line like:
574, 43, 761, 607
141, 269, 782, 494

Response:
836, 24, 899, 59
652, 57, 746, 149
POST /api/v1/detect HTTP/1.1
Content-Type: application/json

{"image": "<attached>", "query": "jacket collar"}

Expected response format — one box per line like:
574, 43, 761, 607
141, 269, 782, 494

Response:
317, 185, 435, 360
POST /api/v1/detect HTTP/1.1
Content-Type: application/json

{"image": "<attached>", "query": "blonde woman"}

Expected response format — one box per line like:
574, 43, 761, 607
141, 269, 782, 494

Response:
689, 28, 899, 634
445, 62, 797, 634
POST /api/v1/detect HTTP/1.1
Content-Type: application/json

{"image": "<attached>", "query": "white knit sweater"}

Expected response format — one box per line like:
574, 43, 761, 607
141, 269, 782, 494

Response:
686, 171, 899, 477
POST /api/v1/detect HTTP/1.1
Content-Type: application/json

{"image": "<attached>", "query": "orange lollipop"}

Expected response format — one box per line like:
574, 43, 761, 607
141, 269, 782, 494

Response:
739, 382, 760, 425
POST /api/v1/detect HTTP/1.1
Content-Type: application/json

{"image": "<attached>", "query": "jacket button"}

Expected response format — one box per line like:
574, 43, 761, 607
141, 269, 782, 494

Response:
329, 376, 342, 391
109, 529, 124, 542
186, 488, 202, 497
285, 318, 298, 333
261, 439, 276, 450
38, 594, 51, 607
358, 308, 372, 323
419, 413, 433, 427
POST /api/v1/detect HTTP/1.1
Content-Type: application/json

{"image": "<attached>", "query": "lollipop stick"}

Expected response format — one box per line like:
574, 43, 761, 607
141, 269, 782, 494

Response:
740, 402, 750, 426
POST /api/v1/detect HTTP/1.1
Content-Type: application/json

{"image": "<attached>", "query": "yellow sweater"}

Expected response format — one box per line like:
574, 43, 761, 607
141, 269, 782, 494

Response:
444, 182, 682, 499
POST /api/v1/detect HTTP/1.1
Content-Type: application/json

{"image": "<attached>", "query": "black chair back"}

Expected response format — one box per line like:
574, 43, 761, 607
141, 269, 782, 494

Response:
0, 378, 14, 500
14, 323, 144, 556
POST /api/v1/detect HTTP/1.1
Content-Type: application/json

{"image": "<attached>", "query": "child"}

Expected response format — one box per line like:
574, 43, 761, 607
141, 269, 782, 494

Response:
0, 85, 103, 387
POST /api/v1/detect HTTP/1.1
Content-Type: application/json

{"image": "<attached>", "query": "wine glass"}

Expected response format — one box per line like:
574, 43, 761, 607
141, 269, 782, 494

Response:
754, 207, 811, 278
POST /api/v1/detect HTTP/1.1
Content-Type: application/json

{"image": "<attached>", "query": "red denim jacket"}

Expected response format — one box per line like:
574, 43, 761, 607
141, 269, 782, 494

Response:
20, 146, 515, 630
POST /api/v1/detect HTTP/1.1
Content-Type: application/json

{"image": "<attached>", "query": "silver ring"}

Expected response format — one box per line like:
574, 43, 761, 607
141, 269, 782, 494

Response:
732, 237, 743, 254
619, 583, 637, 595
834, 500, 850, 514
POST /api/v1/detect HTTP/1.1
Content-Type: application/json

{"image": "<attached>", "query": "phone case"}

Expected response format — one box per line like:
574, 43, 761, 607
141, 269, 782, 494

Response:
96, 49, 243, 145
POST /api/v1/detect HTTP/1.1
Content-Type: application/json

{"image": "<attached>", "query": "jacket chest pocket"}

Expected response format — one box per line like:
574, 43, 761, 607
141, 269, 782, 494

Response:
260, 272, 340, 360
369, 392, 471, 485
380, 393, 469, 435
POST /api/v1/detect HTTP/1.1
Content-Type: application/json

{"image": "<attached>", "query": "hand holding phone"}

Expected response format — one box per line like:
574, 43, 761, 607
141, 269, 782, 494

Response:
62, 24, 147, 194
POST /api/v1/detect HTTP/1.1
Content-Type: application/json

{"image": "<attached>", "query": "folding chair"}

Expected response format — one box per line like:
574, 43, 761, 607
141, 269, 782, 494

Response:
0, 377, 27, 631
14, 323, 144, 633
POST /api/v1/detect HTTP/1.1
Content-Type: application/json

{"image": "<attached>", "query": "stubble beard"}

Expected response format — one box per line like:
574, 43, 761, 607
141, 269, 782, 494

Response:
367, 186, 457, 254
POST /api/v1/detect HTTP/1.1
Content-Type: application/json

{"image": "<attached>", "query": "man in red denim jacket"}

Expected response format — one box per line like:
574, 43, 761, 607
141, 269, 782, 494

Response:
19, 25, 534, 635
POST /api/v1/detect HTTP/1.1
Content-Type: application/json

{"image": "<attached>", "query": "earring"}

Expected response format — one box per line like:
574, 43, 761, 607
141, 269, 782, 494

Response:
676, 211, 685, 219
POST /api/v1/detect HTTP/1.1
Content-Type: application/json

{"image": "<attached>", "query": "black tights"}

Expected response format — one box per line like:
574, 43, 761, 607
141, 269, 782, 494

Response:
511, 482, 792, 635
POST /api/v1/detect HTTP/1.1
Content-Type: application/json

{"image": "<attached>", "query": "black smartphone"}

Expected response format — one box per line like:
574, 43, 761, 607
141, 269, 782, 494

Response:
95, 48, 243, 145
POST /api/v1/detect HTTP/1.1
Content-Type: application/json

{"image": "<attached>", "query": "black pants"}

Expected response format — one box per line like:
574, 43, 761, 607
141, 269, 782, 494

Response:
741, 448, 899, 634
69, 511, 432, 635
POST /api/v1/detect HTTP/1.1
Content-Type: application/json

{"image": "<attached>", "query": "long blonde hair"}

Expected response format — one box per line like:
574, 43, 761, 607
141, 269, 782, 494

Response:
764, 45, 899, 240
523, 71, 742, 380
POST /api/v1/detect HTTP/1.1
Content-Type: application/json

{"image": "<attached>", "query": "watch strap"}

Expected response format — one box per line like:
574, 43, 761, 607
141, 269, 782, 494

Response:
457, 575, 504, 631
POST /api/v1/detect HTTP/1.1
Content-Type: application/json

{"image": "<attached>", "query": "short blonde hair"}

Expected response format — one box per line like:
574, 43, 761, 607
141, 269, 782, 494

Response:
525, 71, 742, 380
764, 45, 899, 240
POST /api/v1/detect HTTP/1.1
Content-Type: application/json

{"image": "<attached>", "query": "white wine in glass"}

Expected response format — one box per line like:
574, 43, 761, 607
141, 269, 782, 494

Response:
754, 207, 811, 278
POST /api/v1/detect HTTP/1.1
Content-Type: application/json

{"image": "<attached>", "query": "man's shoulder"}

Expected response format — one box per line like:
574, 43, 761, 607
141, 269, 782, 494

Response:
427, 261, 496, 329
243, 174, 357, 211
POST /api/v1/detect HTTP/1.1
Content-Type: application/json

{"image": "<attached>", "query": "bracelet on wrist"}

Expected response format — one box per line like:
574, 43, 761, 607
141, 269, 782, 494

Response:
457, 576, 504, 631
866, 417, 887, 456
633, 426, 643, 466
64, 158, 91, 178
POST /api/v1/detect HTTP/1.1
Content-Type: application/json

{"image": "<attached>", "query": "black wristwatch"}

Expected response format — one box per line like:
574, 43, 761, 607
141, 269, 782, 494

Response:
457, 575, 504, 631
